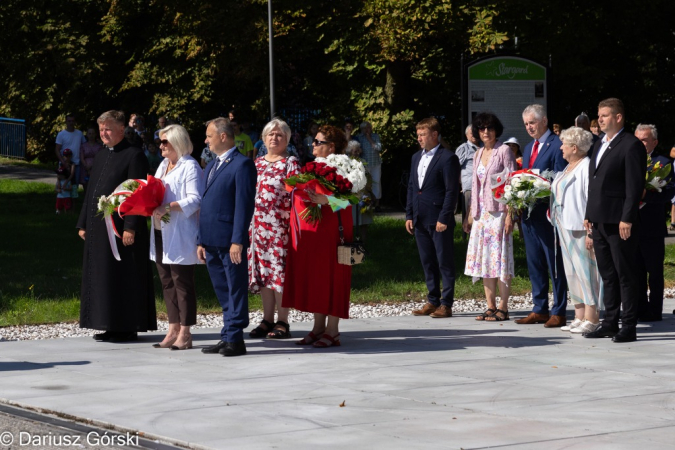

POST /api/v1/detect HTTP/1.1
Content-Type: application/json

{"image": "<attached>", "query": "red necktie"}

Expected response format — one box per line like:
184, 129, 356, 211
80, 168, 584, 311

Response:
529, 140, 540, 168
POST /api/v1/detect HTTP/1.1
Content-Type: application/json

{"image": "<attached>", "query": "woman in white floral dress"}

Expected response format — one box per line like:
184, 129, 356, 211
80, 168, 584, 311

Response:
463, 112, 517, 322
247, 119, 300, 339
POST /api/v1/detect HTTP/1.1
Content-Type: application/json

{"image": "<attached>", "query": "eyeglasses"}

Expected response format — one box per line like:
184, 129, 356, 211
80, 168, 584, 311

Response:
160, 139, 170, 145
478, 126, 495, 132
313, 138, 331, 146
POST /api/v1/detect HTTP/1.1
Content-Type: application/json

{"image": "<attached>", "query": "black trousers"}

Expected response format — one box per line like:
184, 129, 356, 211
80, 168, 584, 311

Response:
592, 222, 640, 330
637, 238, 665, 318
154, 230, 197, 326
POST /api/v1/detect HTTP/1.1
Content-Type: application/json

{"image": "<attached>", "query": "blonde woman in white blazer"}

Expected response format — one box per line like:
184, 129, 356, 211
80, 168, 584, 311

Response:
150, 124, 204, 350
550, 127, 603, 334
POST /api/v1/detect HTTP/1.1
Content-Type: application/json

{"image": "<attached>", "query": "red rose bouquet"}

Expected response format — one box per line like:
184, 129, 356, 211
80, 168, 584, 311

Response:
284, 155, 365, 224
97, 176, 168, 260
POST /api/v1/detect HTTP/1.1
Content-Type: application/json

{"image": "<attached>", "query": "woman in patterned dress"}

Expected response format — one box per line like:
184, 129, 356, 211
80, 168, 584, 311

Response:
463, 113, 517, 322
551, 127, 603, 334
247, 119, 301, 339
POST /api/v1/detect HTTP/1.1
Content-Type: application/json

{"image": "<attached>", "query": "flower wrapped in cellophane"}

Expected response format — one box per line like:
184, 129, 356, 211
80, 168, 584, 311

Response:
97, 176, 168, 260
491, 168, 554, 219
284, 154, 366, 224
645, 155, 671, 192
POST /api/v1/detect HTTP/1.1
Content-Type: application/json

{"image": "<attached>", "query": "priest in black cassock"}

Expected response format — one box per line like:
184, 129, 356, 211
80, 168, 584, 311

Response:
76, 110, 156, 342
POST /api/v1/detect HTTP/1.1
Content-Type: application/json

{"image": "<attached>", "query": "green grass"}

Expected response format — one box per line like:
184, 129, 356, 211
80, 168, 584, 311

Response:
0, 156, 55, 171
2, 178, 674, 326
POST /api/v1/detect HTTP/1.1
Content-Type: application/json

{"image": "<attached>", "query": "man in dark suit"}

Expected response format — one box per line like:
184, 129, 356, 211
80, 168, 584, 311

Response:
634, 124, 674, 322
584, 98, 646, 342
515, 104, 568, 328
199, 117, 256, 356
406, 117, 461, 318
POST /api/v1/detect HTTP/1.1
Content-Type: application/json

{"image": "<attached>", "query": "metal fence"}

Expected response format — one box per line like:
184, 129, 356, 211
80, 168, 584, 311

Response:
0, 117, 27, 159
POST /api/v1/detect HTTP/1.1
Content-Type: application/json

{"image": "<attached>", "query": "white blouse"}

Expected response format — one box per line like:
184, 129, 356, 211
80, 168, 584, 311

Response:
149, 155, 204, 265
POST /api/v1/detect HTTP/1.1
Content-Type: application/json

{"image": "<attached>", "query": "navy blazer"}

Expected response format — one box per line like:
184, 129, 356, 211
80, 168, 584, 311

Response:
585, 131, 646, 225
522, 131, 567, 173
197, 149, 256, 248
639, 153, 674, 238
405, 145, 461, 227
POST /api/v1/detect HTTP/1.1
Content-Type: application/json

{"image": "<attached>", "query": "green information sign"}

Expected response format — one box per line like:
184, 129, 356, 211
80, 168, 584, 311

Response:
468, 57, 545, 81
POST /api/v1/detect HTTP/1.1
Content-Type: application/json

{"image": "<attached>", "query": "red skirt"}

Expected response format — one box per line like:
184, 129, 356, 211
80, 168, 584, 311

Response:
282, 192, 353, 319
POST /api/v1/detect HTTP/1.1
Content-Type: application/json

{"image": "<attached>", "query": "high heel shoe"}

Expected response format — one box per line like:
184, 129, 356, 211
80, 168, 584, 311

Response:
152, 335, 178, 348
170, 336, 193, 350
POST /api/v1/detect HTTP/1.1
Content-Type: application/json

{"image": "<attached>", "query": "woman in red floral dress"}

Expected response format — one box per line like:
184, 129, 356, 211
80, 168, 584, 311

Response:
248, 119, 301, 339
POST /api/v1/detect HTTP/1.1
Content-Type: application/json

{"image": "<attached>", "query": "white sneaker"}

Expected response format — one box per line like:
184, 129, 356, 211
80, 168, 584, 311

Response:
561, 318, 582, 332
571, 320, 601, 334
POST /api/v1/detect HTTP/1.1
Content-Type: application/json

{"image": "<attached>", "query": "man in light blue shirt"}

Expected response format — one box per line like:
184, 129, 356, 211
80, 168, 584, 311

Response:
455, 125, 480, 235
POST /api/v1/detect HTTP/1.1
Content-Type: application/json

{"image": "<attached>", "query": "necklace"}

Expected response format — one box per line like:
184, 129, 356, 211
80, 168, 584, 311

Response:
265, 152, 288, 163
565, 158, 583, 173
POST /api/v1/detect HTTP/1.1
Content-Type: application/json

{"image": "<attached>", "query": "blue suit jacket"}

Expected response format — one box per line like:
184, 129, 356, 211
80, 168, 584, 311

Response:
522, 131, 567, 173
405, 146, 461, 227
197, 150, 256, 248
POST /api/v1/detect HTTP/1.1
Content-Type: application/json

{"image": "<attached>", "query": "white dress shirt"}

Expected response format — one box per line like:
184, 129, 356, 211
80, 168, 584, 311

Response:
595, 128, 623, 166
149, 155, 204, 265
417, 144, 440, 187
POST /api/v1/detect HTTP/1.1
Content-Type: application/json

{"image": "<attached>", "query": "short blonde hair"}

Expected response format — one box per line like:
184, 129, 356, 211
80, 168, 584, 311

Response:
560, 126, 593, 154
262, 118, 291, 145
160, 124, 193, 157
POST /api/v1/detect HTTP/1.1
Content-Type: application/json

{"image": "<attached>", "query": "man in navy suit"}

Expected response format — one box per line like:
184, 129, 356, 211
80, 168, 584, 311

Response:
583, 98, 646, 342
634, 124, 674, 322
406, 117, 461, 318
199, 117, 256, 356
514, 104, 568, 328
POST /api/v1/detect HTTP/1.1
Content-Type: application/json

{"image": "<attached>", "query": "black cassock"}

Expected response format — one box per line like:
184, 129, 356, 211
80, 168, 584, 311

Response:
76, 140, 157, 332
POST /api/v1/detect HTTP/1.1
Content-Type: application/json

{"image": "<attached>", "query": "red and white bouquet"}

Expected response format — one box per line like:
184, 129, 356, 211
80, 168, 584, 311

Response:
490, 168, 553, 219
284, 154, 366, 224
97, 176, 168, 260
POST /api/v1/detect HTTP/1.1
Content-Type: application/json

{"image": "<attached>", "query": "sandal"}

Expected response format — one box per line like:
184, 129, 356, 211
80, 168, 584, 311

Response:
486, 309, 510, 321
296, 331, 322, 345
476, 308, 496, 321
312, 333, 341, 348
249, 319, 274, 338
267, 321, 292, 339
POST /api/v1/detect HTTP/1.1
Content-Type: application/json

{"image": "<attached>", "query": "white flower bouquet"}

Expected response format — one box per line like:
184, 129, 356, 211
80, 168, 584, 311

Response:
491, 168, 554, 219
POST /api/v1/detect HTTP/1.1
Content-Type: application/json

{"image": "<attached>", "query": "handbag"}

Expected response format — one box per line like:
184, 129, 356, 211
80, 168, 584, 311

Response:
337, 211, 365, 265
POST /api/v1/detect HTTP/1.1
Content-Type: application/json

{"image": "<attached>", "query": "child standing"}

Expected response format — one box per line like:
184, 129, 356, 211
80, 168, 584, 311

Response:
55, 165, 72, 214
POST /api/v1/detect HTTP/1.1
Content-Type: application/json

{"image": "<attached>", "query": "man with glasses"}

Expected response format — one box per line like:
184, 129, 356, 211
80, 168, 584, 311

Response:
515, 104, 568, 328
406, 117, 461, 318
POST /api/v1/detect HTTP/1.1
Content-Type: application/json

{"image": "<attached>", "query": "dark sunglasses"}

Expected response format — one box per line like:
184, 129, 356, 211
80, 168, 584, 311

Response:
313, 138, 331, 146
160, 139, 170, 145
478, 126, 495, 132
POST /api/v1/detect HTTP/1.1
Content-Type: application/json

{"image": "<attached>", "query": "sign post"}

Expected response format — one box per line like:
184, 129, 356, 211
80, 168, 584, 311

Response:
464, 56, 548, 146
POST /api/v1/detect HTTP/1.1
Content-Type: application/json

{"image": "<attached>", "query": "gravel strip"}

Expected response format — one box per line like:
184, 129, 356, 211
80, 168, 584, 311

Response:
3, 289, 672, 342
1, 295, 536, 342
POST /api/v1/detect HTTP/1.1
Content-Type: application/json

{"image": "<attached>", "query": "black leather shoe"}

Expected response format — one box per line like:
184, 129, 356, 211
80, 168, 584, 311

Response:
220, 341, 247, 357
583, 326, 618, 338
612, 328, 637, 343
95, 331, 138, 342
110, 332, 138, 342
202, 340, 228, 354
638, 313, 662, 322
93, 331, 114, 341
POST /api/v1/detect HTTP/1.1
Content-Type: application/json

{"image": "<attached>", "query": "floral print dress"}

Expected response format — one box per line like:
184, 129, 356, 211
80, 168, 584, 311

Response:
464, 162, 514, 284
248, 156, 301, 293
